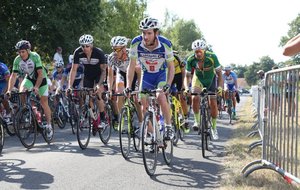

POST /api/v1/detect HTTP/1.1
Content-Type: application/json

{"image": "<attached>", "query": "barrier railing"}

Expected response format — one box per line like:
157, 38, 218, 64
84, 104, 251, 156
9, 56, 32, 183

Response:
242, 65, 300, 184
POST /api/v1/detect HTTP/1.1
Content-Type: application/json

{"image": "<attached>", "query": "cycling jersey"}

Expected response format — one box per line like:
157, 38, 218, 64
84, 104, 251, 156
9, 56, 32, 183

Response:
129, 35, 174, 89
13, 51, 48, 86
63, 63, 84, 80
107, 49, 129, 73
186, 51, 221, 88
174, 54, 183, 74
73, 46, 106, 83
0, 62, 10, 82
12, 51, 48, 96
223, 71, 237, 91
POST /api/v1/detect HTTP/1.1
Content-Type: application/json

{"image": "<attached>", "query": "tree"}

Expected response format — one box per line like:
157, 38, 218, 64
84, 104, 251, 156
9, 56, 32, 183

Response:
161, 18, 203, 51
0, 0, 103, 65
96, 0, 147, 53
279, 13, 300, 64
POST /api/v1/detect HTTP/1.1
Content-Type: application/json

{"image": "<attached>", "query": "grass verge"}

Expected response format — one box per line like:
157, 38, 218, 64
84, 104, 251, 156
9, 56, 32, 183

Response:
220, 96, 299, 190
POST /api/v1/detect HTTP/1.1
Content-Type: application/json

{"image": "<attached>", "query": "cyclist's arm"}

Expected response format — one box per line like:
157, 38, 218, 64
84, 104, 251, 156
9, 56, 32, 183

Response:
98, 64, 107, 87
68, 64, 78, 88
7, 72, 17, 92
184, 71, 192, 90
107, 66, 114, 91
216, 69, 223, 89
283, 33, 300, 56
126, 58, 137, 89
181, 67, 185, 90
34, 68, 44, 89
167, 61, 175, 86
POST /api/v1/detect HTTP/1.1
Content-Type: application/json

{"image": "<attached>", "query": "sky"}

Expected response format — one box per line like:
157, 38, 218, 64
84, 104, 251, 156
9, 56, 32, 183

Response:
146, 0, 300, 66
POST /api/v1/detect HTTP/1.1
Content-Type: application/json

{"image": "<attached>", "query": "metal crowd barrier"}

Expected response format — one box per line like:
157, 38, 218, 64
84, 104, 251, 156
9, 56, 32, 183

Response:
242, 65, 300, 184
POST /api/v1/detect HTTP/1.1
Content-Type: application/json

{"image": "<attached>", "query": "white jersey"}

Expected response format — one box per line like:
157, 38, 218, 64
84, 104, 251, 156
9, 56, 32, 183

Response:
107, 49, 129, 73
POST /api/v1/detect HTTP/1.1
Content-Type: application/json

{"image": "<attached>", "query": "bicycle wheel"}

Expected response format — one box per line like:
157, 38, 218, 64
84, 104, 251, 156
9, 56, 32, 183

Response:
0, 121, 4, 154
41, 116, 54, 144
201, 111, 207, 158
227, 100, 232, 124
17, 107, 37, 149
119, 107, 131, 159
132, 110, 140, 152
141, 112, 157, 176
171, 105, 179, 146
162, 131, 174, 165
99, 104, 112, 144
55, 103, 67, 129
77, 105, 91, 149
69, 102, 78, 135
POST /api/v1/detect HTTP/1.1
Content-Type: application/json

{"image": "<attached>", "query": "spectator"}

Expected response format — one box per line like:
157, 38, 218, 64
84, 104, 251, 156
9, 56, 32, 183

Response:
283, 33, 300, 56
53, 46, 64, 65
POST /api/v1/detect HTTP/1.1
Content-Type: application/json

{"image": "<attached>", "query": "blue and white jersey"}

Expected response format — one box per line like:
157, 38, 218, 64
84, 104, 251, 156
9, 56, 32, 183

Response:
0, 62, 10, 82
63, 63, 84, 80
129, 35, 174, 74
223, 71, 237, 89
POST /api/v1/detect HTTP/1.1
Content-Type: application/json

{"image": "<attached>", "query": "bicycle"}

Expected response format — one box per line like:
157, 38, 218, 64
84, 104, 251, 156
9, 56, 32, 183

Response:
75, 88, 112, 149
191, 88, 215, 158
0, 94, 7, 154
117, 91, 141, 159
226, 90, 234, 124
217, 94, 224, 119
140, 89, 173, 176
15, 91, 54, 149
169, 90, 187, 146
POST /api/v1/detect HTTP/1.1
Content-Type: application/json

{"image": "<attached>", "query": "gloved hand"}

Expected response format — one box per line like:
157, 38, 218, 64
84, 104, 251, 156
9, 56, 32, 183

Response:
163, 84, 171, 93
217, 87, 223, 96
123, 87, 131, 96
183, 89, 191, 96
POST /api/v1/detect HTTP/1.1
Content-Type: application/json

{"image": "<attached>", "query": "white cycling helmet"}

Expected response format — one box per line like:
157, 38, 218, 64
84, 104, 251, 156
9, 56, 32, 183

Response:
139, 17, 160, 30
79, 34, 94, 45
55, 60, 64, 68
15, 40, 31, 50
110, 36, 129, 47
224, 65, 232, 71
191, 39, 207, 50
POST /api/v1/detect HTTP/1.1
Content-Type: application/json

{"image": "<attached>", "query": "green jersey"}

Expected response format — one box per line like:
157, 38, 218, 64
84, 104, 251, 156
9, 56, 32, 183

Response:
186, 51, 222, 87
13, 51, 47, 81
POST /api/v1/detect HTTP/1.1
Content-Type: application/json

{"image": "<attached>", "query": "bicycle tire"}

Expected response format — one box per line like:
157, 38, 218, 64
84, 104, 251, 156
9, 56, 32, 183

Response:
69, 102, 78, 135
0, 121, 4, 154
55, 103, 67, 129
162, 132, 174, 165
77, 105, 91, 149
141, 112, 157, 176
119, 107, 131, 159
132, 110, 141, 152
41, 117, 54, 144
99, 104, 112, 144
17, 107, 37, 149
201, 110, 207, 158
171, 104, 180, 146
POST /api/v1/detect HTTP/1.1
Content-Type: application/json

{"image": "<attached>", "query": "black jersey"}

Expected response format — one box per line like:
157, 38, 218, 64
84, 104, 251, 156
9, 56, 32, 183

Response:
73, 46, 106, 80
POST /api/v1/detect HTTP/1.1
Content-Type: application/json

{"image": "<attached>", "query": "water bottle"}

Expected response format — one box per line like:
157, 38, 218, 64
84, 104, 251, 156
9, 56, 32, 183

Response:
33, 106, 41, 124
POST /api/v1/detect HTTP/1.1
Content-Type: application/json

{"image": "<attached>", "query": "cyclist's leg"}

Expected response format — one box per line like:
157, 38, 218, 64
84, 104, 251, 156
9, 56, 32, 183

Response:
191, 73, 202, 130
131, 72, 143, 127
39, 84, 52, 125
207, 77, 219, 139
116, 72, 125, 113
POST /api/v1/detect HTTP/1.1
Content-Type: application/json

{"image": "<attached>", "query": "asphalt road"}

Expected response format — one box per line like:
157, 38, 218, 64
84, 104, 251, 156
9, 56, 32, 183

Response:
0, 96, 248, 190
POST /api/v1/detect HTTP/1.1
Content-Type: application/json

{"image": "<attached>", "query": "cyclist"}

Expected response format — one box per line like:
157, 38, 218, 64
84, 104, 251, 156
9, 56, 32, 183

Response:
184, 39, 223, 140
107, 36, 142, 128
171, 51, 190, 132
6, 40, 53, 137
0, 61, 11, 121
222, 65, 238, 119
68, 34, 107, 128
52, 60, 66, 92
125, 17, 175, 140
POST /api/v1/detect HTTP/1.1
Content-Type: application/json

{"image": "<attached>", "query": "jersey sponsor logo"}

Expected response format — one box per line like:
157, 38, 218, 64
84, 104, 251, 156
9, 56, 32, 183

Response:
79, 58, 100, 65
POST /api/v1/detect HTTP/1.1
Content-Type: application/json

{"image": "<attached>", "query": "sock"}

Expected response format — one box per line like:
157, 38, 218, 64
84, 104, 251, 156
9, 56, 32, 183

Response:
212, 118, 217, 130
194, 112, 200, 125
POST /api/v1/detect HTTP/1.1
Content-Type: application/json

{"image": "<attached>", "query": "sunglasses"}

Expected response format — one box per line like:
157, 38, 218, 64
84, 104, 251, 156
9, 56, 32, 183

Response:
81, 45, 91, 49
113, 47, 123, 53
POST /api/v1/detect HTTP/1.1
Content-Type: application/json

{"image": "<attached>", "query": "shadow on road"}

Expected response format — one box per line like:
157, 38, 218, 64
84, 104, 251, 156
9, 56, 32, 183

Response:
0, 158, 54, 189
